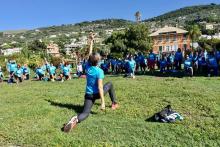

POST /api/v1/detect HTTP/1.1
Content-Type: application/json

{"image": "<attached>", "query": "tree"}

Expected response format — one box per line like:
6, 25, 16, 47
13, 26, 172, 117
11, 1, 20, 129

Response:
105, 31, 127, 57
187, 24, 201, 50
125, 24, 152, 52
105, 24, 152, 57
28, 40, 47, 52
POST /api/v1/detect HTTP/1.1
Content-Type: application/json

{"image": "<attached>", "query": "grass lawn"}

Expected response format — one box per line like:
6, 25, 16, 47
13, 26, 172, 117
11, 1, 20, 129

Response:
0, 76, 220, 146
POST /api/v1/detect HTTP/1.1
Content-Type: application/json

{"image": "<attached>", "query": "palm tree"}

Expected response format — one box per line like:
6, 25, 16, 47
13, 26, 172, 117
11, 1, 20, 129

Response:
135, 11, 141, 23
187, 24, 201, 50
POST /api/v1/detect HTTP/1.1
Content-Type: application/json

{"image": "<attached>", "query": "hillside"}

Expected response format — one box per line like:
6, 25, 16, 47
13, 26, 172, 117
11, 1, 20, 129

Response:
145, 4, 220, 28
0, 19, 133, 45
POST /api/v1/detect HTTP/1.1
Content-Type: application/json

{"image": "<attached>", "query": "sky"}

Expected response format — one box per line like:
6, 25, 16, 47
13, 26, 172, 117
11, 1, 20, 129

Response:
0, 0, 220, 31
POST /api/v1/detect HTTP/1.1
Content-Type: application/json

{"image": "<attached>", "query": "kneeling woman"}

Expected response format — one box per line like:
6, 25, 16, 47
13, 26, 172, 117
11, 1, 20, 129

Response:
64, 53, 119, 132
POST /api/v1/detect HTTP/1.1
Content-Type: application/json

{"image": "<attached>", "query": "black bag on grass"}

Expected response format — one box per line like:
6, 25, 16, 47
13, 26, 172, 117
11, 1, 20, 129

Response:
154, 105, 183, 123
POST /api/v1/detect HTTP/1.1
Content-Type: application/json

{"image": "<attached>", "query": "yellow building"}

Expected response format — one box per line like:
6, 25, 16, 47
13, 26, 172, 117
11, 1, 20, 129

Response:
150, 26, 191, 54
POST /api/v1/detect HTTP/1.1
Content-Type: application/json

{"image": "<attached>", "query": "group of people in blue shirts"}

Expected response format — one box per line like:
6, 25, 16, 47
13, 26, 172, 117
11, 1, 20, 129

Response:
2, 60, 31, 84
0, 60, 74, 84
34, 61, 72, 82
94, 48, 220, 77
1, 48, 219, 84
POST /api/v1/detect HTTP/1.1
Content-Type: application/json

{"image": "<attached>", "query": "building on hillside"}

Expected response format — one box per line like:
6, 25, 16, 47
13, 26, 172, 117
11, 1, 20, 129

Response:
150, 26, 191, 54
46, 43, 60, 57
0, 48, 22, 56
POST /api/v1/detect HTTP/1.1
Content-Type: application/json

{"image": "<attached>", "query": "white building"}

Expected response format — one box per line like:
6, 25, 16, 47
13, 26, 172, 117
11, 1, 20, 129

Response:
0, 48, 22, 56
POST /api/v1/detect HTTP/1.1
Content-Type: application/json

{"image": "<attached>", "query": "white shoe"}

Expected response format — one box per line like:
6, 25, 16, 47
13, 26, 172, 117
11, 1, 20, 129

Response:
64, 116, 78, 133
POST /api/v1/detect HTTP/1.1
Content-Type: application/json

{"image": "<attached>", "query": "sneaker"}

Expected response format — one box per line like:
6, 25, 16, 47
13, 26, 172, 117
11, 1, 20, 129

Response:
111, 103, 119, 110
63, 116, 78, 133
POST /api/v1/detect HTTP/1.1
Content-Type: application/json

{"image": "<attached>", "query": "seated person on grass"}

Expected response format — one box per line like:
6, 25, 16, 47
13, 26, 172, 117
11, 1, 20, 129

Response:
14, 64, 23, 84
63, 53, 119, 133
8, 60, 17, 83
61, 62, 71, 82
35, 65, 45, 81
49, 63, 56, 82
22, 64, 30, 80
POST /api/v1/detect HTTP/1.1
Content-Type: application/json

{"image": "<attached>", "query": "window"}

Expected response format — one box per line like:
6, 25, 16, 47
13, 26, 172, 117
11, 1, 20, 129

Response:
158, 35, 163, 42
173, 44, 178, 51
159, 46, 162, 52
166, 46, 170, 52
173, 35, 177, 41
166, 35, 169, 42
170, 45, 173, 51
183, 34, 187, 40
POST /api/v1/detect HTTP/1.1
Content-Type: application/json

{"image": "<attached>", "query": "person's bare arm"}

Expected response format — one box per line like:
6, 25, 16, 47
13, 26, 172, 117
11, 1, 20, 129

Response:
98, 79, 105, 110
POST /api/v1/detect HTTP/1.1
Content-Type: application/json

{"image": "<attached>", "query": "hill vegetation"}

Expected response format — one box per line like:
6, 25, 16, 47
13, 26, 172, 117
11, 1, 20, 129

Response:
145, 4, 220, 28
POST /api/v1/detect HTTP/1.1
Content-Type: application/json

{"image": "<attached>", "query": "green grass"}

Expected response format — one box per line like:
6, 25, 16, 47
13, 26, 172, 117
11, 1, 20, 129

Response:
0, 76, 220, 146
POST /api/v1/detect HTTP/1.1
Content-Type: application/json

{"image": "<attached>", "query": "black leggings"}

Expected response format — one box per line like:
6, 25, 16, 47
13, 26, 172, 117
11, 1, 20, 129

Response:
77, 82, 117, 122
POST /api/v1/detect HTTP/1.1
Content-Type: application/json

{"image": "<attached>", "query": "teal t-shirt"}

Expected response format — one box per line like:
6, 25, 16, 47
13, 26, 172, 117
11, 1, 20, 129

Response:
49, 66, 56, 75
15, 68, 23, 77
128, 59, 136, 72
23, 67, 30, 74
9, 63, 17, 72
36, 68, 45, 75
63, 66, 70, 76
86, 66, 104, 94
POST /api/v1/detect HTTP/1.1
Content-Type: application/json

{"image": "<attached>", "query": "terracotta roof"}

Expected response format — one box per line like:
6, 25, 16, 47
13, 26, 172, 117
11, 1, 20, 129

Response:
150, 26, 188, 37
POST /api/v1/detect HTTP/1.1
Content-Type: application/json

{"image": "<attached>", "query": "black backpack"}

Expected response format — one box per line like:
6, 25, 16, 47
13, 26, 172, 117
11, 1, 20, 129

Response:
154, 105, 183, 123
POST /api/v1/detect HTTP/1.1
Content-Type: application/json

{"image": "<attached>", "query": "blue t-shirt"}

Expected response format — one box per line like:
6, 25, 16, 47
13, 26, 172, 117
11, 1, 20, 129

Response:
148, 53, 156, 61
9, 63, 17, 72
36, 68, 45, 75
49, 66, 56, 75
175, 52, 183, 61
23, 67, 30, 74
63, 66, 70, 76
216, 51, 220, 60
15, 68, 23, 77
208, 57, 218, 67
160, 60, 167, 67
111, 59, 117, 66
184, 59, 192, 68
137, 55, 145, 64
86, 66, 104, 94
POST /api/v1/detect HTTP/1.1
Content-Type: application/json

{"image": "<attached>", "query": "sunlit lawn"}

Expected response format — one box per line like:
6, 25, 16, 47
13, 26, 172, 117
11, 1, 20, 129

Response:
0, 75, 220, 146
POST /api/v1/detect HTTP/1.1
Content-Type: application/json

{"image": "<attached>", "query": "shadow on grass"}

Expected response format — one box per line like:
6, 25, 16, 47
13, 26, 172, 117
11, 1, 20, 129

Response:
45, 99, 97, 114
145, 115, 159, 123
